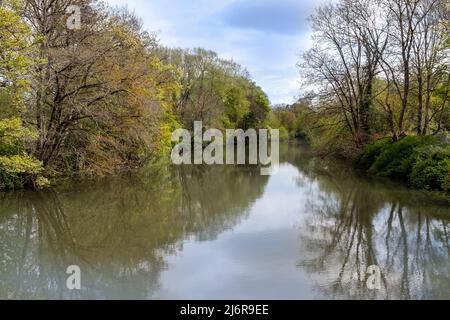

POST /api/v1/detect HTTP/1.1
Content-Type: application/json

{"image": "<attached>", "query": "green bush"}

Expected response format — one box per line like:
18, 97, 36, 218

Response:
356, 135, 449, 192
410, 146, 450, 192
0, 118, 48, 189
355, 137, 392, 170
368, 136, 435, 179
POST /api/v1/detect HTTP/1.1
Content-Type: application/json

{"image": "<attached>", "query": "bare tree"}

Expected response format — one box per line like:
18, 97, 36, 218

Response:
301, 0, 389, 147
411, 0, 448, 134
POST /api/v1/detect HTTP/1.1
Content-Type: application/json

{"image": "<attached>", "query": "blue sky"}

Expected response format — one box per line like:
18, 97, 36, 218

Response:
105, 0, 326, 105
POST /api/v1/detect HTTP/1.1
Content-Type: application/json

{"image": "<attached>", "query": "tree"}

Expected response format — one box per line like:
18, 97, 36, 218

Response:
411, 0, 449, 134
0, 0, 273, 189
24, 1, 178, 175
159, 47, 270, 131
300, 0, 449, 151
0, 0, 46, 188
301, 0, 389, 147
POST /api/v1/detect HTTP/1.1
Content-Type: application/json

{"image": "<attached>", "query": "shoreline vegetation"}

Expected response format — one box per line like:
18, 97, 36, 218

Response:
270, 0, 449, 196
0, 0, 449, 197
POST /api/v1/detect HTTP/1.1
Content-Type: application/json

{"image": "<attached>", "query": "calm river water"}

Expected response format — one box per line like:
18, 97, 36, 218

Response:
0, 142, 449, 299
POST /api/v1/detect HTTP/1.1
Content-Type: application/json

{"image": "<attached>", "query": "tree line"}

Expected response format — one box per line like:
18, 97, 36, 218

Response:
0, 0, 271, 189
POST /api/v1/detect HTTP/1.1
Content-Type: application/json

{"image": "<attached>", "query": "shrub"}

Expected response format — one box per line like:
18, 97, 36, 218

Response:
0, 118, 47, 189
355, 137, 392, 170
410, 146, 450, 192
355, 135, 449, 192
368, 136, 435, 180
279, 126, 290, 140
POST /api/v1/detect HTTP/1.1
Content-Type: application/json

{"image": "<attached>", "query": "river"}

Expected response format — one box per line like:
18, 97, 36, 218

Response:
0, 142, 449, 299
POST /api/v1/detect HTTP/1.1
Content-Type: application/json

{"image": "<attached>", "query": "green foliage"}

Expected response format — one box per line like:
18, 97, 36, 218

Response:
354, 138, 393, 170
223, 84, 250, 128
243, 85, 271, 130
268, 100, 314, 140
0, 0, 34, 113
0, 2, 274, 189
368, 136, 435, 179
161, 48, 271, 131
410, 146, 450, 192
0, 1, 46, 189
0, 118, 46, 189
356, 135, 450, 192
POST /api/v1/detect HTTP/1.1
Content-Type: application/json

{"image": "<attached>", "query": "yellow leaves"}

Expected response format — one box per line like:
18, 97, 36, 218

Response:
0, 5, 32, 54
0, 153, 43, 174
35, 176, 50, 188
0, 1, 35, 114
0, 118, 38, 145
160, 112, 181, 155
0, 115, 45, 189
0, 152, 48, 190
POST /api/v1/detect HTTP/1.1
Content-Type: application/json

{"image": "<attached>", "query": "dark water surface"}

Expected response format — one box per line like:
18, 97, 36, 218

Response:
0, 143, 449, 299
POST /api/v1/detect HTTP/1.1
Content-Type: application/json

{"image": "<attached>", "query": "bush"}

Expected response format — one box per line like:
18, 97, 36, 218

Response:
368, 136, 435, 179
279, 126, 290, 140
356, 135, 449, 192
0, 118, 47, 189
410, 146, 450, 192
355, 137, 392, 170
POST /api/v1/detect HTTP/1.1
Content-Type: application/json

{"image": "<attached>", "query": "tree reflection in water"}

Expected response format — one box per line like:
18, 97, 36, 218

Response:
0, 164, 269, 299
293, 150, 450, 300
0, 143, 448, 300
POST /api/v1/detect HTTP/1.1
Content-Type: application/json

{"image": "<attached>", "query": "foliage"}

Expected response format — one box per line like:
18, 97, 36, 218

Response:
297, 0, 448, 147
410, 145, 450, 192
0, 2, 46, 189
290, 0, 449, 193
368, 136, 435, 179
159, 48, 271, 131
269, 100, 314, 140
354, 138, 393, 170
356, 136, 450, 192
0, 0, 34, 113
0, 118, 46, 189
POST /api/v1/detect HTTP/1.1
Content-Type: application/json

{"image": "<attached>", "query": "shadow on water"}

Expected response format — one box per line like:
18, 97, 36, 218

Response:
0, 142, 448, 299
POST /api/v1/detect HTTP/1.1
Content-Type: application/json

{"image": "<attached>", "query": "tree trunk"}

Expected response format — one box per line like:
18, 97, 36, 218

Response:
417, 73, 423, 134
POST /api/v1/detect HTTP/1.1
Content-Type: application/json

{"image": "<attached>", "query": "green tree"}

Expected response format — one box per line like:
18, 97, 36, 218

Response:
0, 0, 46, 189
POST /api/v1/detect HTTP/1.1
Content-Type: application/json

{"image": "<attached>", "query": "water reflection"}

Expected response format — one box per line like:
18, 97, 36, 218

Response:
0, 166, 269, 299
0, 143, 448, 299
287, 143, 450, 300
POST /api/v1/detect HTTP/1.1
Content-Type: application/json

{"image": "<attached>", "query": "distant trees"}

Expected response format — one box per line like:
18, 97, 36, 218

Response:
268, 99, 314, 140
300, 0, 449, 150
158, 47, 271, 131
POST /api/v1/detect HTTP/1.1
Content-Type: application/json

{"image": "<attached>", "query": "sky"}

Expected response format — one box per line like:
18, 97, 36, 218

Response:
105, 0, 327, 105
